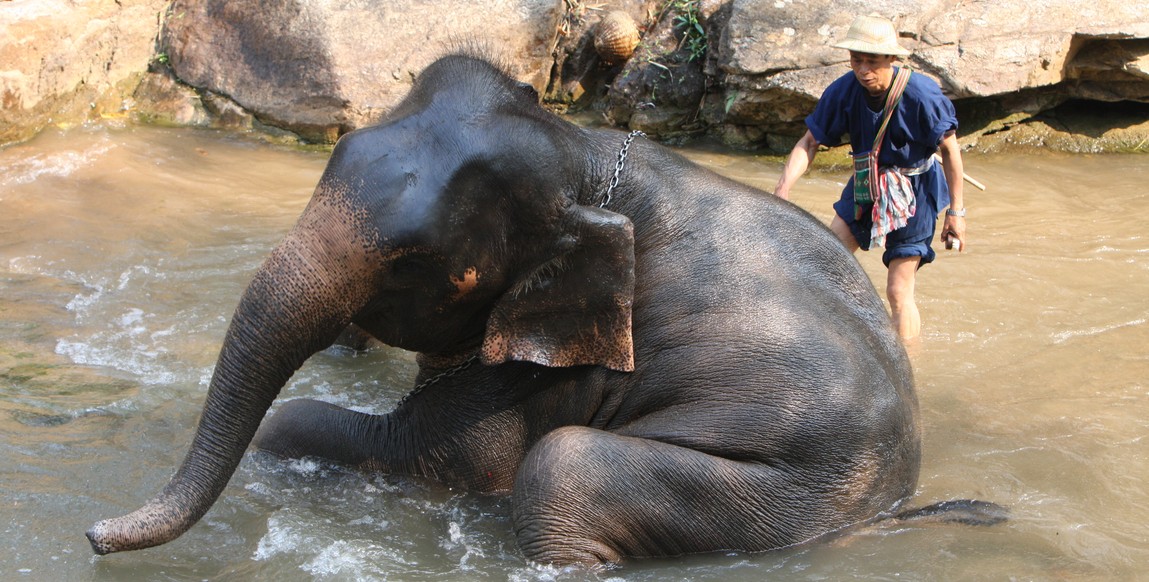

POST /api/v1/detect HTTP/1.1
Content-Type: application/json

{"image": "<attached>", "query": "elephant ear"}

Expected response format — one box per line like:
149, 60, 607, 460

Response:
482, 205, 635, 372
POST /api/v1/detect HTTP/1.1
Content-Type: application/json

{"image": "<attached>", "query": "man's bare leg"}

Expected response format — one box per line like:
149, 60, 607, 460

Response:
886, 256, 922, 340
829, 215, 861, 252
830, 215, 922, 341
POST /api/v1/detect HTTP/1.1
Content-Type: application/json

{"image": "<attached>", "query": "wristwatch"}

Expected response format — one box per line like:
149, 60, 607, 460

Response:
946, 207, 966, 217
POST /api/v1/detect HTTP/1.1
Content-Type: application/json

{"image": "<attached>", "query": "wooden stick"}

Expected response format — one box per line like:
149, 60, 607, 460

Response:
963, 172, 987, 191
934, 153, 986, 191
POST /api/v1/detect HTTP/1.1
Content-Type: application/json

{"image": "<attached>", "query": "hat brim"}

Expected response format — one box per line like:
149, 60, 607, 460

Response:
832, 39, 911, 57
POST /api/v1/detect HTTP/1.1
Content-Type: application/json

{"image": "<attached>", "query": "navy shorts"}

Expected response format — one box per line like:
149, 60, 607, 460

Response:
834, 167, 949, 267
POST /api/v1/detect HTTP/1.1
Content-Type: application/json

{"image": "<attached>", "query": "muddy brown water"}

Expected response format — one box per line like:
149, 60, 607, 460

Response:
1, 124, 1146, 581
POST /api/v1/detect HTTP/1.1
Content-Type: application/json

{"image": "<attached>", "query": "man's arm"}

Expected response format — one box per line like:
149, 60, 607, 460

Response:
773, 130, 820, 200
938, 131, 966, 250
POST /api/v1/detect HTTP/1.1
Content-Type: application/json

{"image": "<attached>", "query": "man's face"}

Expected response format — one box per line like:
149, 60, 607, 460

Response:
849, 51, 897, 95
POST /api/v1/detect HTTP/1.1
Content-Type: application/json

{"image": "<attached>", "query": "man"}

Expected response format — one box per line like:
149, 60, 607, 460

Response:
773, 14, 966, 341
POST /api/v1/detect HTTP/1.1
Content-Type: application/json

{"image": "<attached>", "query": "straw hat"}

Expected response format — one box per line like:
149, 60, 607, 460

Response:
831, 15, 911, 57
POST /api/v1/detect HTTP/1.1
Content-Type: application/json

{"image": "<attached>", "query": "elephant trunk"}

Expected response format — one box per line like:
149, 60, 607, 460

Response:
87, 198, 381, 554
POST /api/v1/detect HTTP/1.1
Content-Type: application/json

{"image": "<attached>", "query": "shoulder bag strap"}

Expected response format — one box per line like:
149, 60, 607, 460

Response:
871, 66, 912, 155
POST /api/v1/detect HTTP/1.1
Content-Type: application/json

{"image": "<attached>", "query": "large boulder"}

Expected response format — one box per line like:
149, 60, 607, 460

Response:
1, 0, 1147, 151
161, 0, 563, 143
720, 0, 1149, 97
704, 0, 1149, 148
0, 0, 168, 145
545, 1, 655, 108
552, 0, 1149, 150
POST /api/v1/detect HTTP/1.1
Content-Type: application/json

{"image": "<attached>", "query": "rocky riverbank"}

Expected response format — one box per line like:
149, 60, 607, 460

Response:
2, 0, 1147, 154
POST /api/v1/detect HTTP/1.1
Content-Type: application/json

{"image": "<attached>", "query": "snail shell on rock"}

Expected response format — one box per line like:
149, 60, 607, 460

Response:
594, 11, 640, 64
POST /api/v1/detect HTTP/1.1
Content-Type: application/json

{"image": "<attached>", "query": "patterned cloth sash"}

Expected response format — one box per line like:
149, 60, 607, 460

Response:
870, 168, 916, 247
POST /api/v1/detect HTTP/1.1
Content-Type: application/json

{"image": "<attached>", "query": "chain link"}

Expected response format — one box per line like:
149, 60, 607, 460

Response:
600, 130, 646, 208
395, 354, 480, 408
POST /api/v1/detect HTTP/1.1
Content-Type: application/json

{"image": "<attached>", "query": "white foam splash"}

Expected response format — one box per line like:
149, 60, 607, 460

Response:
256, 513, 412, 579
55, 301, 180, 386
47, 261, 209, 387
1051, 318, 1147, 345
301, 540, 397, 578
63, 279, 107, 322
0, 140, 113, 187
285, 458, 326, 477
244, 481, 276, 496
253, 514, 313, 561
55, 340, 177, 386
117, 265, 157, 290
442, 520, 485, 571
347, 515, 388, 527
7, 255, 47, 274
507, 562, 586, 582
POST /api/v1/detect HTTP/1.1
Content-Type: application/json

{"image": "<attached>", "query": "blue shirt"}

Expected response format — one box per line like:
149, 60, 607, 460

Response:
806, 67, 958, 169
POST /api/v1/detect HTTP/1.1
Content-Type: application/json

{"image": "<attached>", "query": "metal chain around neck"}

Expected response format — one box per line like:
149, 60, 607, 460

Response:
599, 130, 646, 208
395, 353, 479, 408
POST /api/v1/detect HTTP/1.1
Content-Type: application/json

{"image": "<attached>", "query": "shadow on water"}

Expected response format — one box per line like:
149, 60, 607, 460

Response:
0, 124, 1146, 580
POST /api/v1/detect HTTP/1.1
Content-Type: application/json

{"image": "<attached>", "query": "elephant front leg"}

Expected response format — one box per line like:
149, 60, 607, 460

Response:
253, 398, 386, 469
252, 397, 524, 492
511, 426, 865, 566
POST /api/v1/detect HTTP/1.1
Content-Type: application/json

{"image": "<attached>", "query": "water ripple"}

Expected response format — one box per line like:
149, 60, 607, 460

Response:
1051, 318, 1147, 345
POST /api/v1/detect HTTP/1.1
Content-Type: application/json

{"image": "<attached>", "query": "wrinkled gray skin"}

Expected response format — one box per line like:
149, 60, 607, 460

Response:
88, 54, 919, 566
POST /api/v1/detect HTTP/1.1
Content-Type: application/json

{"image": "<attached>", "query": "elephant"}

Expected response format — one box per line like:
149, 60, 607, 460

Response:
87, 52, 941, 567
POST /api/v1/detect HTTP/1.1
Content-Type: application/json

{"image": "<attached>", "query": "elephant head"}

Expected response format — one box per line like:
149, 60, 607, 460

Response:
87, 54, 635, 554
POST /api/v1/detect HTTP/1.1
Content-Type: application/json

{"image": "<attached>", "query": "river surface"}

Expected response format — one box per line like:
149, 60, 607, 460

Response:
1, 124, 1146, 581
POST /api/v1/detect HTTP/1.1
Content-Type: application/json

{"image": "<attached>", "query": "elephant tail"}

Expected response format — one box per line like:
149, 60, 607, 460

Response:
892, 499, 1010, 527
